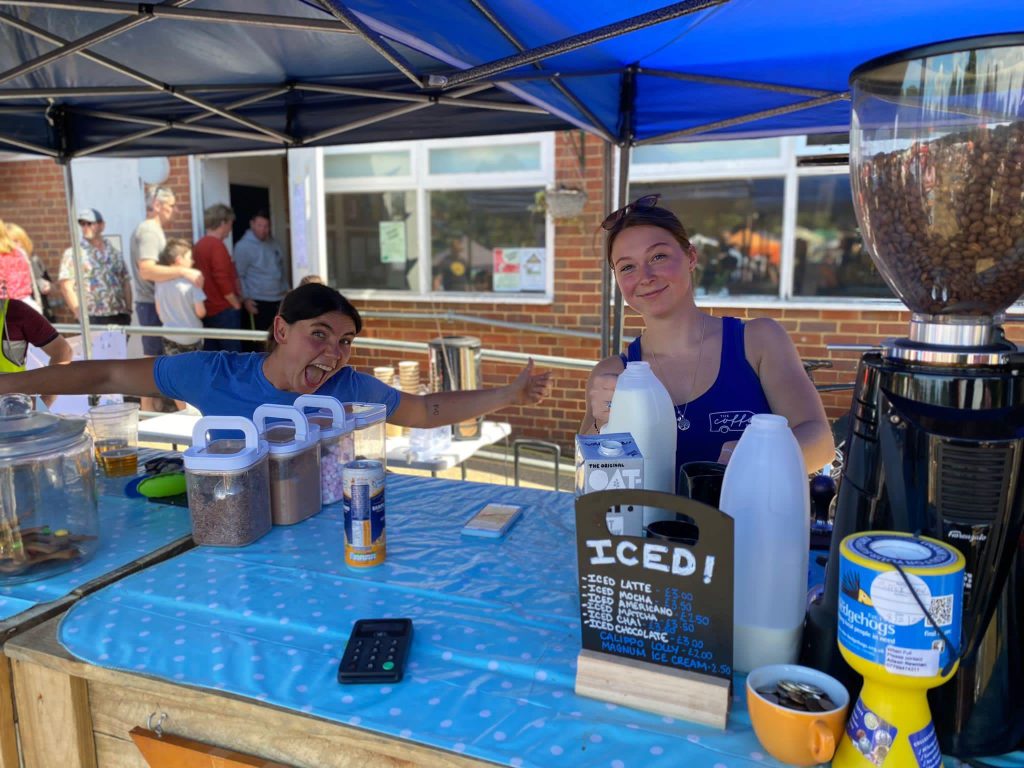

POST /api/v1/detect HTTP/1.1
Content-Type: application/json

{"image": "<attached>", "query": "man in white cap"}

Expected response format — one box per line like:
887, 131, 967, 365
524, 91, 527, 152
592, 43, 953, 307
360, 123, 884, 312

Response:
59, 208, 133, 326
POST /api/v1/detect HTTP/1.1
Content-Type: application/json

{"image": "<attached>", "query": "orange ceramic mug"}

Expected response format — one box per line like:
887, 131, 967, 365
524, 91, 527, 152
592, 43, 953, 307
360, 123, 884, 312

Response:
746, 663, 850, 766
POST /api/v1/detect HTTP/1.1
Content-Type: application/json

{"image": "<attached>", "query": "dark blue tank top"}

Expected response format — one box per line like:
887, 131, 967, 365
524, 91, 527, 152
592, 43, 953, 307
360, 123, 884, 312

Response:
621, 316, 772, 470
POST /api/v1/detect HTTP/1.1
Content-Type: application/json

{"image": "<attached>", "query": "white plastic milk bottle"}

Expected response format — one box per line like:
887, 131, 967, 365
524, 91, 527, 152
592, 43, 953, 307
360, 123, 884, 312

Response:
601, 361, 677, 534
719, 413, 809, 673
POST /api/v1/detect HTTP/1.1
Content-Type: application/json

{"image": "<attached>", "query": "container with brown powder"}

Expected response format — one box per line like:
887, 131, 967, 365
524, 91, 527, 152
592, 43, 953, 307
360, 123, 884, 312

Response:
183, 416, 271, 547
253, 404, 322, 525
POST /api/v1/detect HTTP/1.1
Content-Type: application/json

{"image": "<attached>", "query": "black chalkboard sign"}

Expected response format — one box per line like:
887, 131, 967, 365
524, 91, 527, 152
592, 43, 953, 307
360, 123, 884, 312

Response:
575, 489, 734, 680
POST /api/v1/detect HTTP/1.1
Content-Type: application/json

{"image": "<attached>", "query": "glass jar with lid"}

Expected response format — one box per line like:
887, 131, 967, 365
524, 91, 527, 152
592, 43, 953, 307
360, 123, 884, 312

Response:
0, 393, 100, 584
294, 394, 353, 506
253, 404, 322, 525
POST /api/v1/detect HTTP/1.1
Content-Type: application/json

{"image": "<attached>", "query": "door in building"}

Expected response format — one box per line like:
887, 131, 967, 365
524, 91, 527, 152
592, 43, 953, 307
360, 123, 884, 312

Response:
229, 184, 271, 244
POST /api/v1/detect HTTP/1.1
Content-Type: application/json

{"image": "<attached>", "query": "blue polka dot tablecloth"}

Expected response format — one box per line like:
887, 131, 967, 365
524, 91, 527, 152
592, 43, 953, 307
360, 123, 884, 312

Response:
57, 475, 1023, 768
0, 491, 192, 623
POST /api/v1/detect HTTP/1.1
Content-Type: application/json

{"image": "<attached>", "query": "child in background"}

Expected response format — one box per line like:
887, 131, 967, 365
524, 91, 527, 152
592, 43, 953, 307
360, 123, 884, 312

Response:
155, 239, 207, 410
299, 274, 324, 286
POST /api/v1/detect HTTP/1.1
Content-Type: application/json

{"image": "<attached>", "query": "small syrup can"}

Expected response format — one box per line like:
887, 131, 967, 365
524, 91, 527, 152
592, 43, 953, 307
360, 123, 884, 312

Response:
343, 459, 386, 567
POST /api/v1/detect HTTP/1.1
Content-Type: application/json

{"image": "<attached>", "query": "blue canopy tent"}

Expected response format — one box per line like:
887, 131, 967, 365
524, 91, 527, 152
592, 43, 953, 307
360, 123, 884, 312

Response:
0, 0, 1021, 352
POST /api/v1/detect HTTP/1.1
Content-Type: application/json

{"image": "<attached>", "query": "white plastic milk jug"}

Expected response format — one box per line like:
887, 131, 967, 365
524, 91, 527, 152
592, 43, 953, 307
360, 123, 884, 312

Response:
719, 413, 809, 673
601, 361, 677, 534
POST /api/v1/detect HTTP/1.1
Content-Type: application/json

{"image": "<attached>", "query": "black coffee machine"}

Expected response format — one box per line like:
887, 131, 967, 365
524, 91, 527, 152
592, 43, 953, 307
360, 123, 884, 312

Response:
802, 36, 1024, 758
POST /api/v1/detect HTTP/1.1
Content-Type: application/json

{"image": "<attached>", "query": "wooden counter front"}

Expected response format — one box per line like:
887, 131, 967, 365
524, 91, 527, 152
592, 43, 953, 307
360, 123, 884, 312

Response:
6, 616, 491, 768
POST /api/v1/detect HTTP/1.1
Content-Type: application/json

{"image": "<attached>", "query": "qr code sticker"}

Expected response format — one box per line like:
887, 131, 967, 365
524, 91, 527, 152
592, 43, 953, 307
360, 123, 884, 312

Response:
930, 595, 954, 626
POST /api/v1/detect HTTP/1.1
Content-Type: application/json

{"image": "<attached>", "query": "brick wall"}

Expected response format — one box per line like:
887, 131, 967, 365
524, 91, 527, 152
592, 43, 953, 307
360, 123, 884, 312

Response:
0, 156, 194, 320
0, 159, 71, 294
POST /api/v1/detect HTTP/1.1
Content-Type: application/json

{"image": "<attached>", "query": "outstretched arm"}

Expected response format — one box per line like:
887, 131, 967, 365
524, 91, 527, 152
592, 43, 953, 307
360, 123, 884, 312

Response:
0, 357, 161, 400
388, 359, 552, 429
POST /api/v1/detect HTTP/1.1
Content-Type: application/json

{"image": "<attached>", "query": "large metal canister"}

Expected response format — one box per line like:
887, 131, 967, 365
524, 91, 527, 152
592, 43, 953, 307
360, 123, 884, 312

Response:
428, 336, 482, 440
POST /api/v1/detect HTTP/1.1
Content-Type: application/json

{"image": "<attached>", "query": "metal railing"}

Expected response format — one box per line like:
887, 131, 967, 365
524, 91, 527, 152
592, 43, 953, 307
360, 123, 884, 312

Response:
55, 321, 858, 384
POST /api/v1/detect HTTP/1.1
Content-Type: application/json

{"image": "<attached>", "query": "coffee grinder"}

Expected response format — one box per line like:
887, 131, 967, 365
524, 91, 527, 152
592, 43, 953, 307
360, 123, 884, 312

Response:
802, 36, 1024, 758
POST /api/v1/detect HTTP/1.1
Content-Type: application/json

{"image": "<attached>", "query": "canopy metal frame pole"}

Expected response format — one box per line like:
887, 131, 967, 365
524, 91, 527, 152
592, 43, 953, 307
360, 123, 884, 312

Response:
0, 134, 56, 155
0, 84, 286, 100
296, 83, 550, 112
303, 83, 492, 145
430, 0, 728, 90
607, 64, 637, 358
316, 0, 423, 88
611, 142, 630, 357
4, 0, 356, 34
60, 160, 93, 360
0, 0, 193, 87
74, 86, 290, 157
600, 141, 614, 358
66, 107, 285, 144
0, 10, 294, 145
638, 67, 835, 98
466, 0, 616, 143
643, 91, 850, 144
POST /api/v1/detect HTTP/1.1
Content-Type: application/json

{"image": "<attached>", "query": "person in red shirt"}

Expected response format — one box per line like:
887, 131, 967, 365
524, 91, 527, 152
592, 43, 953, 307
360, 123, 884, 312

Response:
0, 298, 73, 407
193, 204, 243, 352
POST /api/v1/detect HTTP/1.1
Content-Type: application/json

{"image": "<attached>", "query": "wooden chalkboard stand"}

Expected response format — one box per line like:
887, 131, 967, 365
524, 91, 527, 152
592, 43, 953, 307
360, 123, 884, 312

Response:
575, 649, 731, 729
573, 489, 735, 730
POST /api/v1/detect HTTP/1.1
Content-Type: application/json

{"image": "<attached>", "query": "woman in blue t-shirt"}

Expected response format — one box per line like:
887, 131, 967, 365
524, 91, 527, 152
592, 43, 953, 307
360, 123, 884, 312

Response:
581, 194, 833, 473
1, 282, 552, 425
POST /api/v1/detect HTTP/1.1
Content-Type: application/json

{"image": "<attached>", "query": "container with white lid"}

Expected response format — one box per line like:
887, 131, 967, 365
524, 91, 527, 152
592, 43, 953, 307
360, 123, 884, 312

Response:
183, 416, 271, 547
294, 395, 353, 505
344, 402, 387, 468
252, 404, 322, 525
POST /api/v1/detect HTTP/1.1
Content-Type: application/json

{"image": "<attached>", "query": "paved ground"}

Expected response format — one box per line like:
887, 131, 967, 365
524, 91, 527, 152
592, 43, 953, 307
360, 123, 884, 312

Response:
389, 448, 571, 493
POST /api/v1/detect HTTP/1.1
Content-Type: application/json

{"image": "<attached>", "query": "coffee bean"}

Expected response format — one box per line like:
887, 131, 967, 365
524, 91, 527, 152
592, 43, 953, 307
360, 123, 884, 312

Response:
857, 122, 1024, 315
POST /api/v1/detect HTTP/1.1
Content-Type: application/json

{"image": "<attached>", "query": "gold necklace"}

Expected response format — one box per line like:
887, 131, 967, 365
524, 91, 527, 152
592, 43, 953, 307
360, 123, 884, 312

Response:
646, 315, 706, 432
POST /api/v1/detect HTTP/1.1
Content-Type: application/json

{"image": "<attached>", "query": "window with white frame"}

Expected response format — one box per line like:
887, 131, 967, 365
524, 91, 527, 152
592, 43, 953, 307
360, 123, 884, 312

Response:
322, 134, 554, 300
630, 136, 897, 304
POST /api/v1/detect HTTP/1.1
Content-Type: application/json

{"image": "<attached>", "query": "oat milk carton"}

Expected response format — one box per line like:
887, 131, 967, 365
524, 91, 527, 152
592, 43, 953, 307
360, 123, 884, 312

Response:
575, 433, 645, 537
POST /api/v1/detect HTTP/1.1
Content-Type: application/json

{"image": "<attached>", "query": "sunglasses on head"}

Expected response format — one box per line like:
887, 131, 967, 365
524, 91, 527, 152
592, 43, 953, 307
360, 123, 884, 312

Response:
601, 193, 661, 231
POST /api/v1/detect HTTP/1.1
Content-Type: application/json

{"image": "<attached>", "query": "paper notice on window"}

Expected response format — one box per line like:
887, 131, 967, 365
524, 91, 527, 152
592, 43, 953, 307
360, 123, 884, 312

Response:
493, 247, 545, 292
379, 221, 407, 264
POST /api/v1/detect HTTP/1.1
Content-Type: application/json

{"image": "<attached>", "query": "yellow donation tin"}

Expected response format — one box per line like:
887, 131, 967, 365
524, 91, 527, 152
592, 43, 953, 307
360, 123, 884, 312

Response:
833, 531, 964, 768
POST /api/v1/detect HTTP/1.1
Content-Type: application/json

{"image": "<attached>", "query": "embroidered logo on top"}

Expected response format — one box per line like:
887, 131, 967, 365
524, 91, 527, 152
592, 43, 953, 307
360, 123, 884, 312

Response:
709, 411, 754, 433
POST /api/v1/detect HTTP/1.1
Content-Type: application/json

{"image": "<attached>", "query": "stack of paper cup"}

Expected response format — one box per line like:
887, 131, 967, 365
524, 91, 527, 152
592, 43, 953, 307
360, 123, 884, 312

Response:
373, 366, 401, 437
397, 361, 421, 435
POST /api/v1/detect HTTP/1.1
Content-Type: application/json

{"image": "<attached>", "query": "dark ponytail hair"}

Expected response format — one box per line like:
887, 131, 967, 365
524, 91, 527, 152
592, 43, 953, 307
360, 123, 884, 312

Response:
265, 283, 362, 352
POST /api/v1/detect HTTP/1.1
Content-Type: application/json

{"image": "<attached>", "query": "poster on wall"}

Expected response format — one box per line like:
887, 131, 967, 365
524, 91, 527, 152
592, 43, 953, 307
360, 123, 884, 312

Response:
379, 221, 407, 264
492, 247, 546, 292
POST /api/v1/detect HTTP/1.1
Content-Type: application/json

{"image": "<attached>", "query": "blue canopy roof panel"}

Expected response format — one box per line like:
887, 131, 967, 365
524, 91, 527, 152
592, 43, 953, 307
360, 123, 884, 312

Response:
345, 0, 1024, 143
0, 0, 1021, 158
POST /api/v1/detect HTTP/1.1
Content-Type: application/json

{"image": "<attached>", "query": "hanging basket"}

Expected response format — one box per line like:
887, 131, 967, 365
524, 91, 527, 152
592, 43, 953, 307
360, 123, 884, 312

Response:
545, 187, 588, 219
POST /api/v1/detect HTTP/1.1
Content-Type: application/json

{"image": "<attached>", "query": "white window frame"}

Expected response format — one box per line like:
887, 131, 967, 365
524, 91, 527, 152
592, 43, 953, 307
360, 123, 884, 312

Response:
322, 133, 555, 304
629, 136, 906, 311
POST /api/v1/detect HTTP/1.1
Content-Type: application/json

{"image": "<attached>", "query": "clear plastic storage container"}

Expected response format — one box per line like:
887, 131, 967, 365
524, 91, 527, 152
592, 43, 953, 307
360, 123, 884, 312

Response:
183, 417, 271, 547
253, 404, 322, 525
0, 394, 100, 584
294, 394, 353, 506
345, 402, 387, 467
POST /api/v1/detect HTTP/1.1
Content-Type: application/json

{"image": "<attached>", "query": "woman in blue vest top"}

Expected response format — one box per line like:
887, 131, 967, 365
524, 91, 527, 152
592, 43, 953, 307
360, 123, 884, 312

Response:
582, 194, 834, 474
